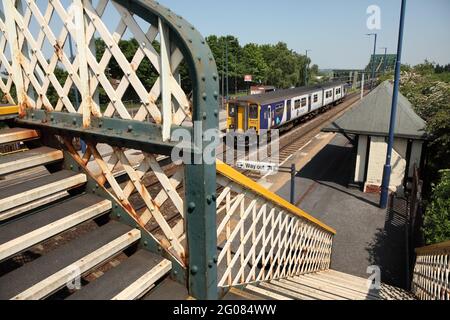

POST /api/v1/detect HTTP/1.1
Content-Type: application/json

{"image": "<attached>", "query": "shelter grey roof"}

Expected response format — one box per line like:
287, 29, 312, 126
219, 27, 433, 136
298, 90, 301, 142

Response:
323, 81, 427, 140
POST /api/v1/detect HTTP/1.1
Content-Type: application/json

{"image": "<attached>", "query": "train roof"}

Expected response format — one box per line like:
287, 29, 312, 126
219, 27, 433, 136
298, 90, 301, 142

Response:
231, 81, 347, 105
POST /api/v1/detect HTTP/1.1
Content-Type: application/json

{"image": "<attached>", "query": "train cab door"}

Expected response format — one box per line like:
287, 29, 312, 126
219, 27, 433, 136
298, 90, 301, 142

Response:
267, 106, 272, 130
236, 105, 246, 132
286, 100, 291, 122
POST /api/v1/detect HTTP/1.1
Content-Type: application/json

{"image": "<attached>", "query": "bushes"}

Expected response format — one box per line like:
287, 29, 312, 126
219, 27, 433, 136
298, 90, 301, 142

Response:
423, 170, 450, 245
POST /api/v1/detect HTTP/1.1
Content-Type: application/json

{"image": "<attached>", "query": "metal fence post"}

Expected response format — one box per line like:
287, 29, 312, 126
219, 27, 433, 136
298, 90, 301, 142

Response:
290, 164, 296, 205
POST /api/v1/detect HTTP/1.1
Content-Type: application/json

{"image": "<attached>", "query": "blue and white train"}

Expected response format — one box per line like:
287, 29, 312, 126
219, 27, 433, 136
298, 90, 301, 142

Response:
227, 81, 347, 141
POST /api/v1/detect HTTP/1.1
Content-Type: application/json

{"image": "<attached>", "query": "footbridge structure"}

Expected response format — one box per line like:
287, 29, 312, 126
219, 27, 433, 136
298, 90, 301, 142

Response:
0, 0, 447, 301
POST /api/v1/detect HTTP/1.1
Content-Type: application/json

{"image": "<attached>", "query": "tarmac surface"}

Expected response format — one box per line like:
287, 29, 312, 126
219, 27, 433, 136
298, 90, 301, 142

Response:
275, 134, 408, 288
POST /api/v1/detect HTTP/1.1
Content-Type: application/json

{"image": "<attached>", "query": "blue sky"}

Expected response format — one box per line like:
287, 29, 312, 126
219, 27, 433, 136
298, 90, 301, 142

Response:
158, 0, 450, 69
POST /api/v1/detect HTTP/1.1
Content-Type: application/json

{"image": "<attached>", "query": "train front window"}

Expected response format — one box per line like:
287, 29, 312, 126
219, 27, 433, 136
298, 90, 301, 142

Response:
228, 104, 236, 117
249, 104, 258, 119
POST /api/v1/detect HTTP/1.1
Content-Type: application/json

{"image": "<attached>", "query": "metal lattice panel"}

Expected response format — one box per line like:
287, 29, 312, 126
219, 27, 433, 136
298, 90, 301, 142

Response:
216, 172, 334, 288
412, 243, 450, 300
0, 0, 191, 134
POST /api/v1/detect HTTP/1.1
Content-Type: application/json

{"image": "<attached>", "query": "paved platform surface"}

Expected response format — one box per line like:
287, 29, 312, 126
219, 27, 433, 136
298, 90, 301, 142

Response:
275, 134, 408, 288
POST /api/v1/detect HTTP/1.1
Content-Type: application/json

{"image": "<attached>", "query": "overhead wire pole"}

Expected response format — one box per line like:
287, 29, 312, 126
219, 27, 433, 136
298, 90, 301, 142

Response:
304, 49, 311, 86
221, 43, 225, 109
366, 33, 378, 88
225, 38, 229, 100
381, 47, 388, 74
380, 0, 407, 209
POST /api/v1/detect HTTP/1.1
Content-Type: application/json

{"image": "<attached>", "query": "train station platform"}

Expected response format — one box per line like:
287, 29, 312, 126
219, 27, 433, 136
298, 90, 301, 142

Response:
273, 134, 408, 288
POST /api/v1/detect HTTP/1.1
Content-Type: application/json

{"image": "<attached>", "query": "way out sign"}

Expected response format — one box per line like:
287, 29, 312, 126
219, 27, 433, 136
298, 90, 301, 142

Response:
236, 160, 279, 174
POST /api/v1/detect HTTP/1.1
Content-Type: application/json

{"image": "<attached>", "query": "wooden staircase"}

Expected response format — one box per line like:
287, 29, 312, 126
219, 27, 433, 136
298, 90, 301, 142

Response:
0, 127, 172, 300
225, 270, 416, 301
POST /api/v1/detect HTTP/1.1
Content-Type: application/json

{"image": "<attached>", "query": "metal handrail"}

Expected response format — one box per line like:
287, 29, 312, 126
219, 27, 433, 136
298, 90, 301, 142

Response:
216, 160, 336, 235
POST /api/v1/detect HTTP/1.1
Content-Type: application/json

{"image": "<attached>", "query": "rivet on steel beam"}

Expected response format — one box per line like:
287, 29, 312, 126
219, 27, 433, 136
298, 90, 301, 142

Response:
202, 112, 207, 120
206, 196, 212, 205
213, 256, 218, 264
212, 73, 218, 81
187, 202, 196, 214
191, 266, 198, 275
214, 92, 218, 100
117, 213, 121, 218
202, 93, 207, 100
212, 194, 217, 202
143, 241, 148, 247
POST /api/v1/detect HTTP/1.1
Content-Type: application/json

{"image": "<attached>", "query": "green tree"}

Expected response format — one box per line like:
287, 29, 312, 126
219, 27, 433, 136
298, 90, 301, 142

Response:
423, 170, 450, 245
241, 43, 268, 84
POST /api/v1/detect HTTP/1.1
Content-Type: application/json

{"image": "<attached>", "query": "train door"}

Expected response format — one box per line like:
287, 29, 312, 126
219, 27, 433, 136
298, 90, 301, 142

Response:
286, 100, 291, 121
267, 106, 272, 130
308, 95, 312, 112
237, 105, 245, 132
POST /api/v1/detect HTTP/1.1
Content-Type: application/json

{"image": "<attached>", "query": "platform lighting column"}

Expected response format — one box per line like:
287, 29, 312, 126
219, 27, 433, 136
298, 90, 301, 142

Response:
380, 0, 407, 209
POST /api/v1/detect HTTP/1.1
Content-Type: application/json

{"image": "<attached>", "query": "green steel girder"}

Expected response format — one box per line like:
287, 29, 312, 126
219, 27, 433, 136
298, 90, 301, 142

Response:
16, 109, 193, 156
111, 0, 220, 300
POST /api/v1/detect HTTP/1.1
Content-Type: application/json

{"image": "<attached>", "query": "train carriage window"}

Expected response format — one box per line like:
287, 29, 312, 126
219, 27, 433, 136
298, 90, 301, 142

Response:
326, 90, 333, 99
301, 98, 307, 107
294, 99, 301, 109
275, 104, 284, 117
313, 94, 319, 103
336, 88, 341, 95
249, 104, 258, 119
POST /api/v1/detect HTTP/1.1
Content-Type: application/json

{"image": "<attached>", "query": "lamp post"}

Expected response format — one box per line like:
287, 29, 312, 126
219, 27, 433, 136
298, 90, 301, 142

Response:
380, 0, 407, 209
366, 33, 378, 88
380, 47, 388, 74
304, 49, 311, 86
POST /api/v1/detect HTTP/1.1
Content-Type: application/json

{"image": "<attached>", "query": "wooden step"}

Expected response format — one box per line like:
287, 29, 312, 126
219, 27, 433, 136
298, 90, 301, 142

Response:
0, 194, 112, 262
244, 284, 293, 301
67, 250, 171, 300
293, 274, 380, 300
302, 272, 378, 295
258, 282, 315, 300
0, 170, 87, 221
0, 146, 63, 176
273, 279, 349, 300
143, 278, 191, 300
0, 128, 39, 145
223, 287, 269, 301
0, 221, 140, 300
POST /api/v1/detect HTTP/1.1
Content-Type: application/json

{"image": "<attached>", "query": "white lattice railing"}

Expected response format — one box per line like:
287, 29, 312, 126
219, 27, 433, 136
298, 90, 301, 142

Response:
0, 0, 192, 264
412, 241, 450, 300
216, 161, 335, 288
